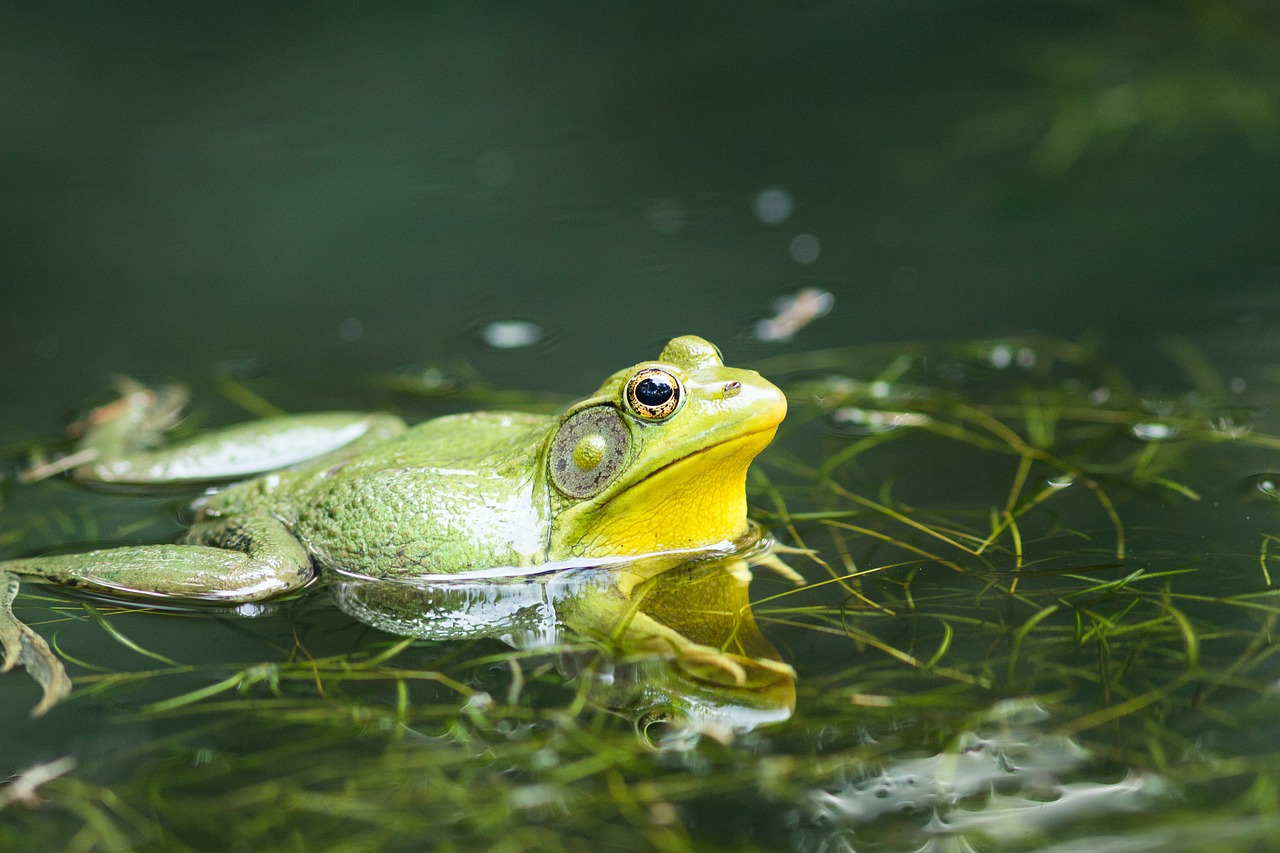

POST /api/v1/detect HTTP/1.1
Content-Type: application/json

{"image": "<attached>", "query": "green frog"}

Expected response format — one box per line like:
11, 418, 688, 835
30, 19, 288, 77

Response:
1, 334, 784, 610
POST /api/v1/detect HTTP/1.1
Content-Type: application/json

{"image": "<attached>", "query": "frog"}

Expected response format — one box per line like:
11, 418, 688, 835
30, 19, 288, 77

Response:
1, 333, 785, 611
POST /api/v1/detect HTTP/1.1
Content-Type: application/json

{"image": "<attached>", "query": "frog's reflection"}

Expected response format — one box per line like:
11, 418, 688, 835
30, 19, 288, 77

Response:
330, 554, 795, 745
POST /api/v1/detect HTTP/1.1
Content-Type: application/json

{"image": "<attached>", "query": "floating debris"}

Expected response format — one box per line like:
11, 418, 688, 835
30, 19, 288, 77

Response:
0, 757, 77, 810
828, 406, 930, 434
754, 287, 834, 342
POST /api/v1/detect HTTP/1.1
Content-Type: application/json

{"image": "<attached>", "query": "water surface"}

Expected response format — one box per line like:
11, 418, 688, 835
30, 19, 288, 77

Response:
3, 3, 1280, 851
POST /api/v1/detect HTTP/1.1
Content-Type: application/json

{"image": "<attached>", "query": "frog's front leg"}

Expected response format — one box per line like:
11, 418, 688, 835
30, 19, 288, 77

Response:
25, 379, 407, 486
0, 517, 314, 715
0, 516, 313, 602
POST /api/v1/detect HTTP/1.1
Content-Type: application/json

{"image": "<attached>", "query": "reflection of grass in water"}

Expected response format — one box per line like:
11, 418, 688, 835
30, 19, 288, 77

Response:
5, 334, 1280, 850
746, 334, 1280, 847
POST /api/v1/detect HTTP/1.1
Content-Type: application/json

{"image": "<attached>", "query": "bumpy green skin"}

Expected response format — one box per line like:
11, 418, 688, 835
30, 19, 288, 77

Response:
0, 336, 786, 602
226, 411, 554, 576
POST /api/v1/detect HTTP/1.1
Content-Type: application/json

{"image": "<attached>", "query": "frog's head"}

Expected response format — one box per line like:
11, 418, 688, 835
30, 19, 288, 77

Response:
544, 335, 786, 560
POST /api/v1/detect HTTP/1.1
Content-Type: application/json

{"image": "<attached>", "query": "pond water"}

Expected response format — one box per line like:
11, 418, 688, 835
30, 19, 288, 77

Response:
3, 3, 1280, 851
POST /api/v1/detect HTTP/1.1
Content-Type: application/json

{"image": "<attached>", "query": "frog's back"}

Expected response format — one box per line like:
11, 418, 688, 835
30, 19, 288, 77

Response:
362, 411, 554, 469
288, 411, 555, 577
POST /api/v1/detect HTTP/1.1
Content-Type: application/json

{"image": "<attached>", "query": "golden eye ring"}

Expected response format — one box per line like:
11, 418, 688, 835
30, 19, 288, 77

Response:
625, 368, 682, 420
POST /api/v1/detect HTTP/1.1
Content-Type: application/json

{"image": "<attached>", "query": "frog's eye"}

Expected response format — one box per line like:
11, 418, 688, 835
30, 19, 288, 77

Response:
624, 368, 682, 421
549, 406, 631, 499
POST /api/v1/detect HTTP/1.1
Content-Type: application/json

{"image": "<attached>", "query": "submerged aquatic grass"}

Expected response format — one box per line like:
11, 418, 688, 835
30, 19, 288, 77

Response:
3, 334, 1280, 851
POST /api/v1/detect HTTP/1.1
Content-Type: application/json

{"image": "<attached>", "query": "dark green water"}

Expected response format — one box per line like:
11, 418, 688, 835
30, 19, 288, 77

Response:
3, 3, 1280, 851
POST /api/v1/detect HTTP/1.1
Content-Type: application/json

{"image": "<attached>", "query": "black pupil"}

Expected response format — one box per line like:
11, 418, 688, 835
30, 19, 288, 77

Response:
635, 375, 674, 407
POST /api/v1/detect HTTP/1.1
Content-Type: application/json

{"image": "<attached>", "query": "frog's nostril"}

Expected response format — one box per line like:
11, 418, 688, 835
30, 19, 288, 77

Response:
722, 381, 742, 399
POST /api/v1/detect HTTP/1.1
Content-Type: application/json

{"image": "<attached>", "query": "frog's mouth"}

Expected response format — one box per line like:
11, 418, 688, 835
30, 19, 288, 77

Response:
657, 426, 778, 480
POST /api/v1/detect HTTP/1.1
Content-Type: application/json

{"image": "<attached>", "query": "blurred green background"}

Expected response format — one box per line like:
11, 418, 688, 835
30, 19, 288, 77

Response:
4, 1, 1277, 424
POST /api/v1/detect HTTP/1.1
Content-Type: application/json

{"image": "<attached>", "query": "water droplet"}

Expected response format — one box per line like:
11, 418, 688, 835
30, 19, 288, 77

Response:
1132, 422, 1178, 441
1209, 413, 1251, 438
892, 265, 919, 292
389, 362, 475, 397
1244, 473, 1280, 500
789, 233, 821, 264
753, 186, 793, 225
646, 199, 687, 233
475, 150, 515, 189
463, 691, 494, 711
339, 317, 364, 342
482, 320, 543, 349
873, 219, 905, 248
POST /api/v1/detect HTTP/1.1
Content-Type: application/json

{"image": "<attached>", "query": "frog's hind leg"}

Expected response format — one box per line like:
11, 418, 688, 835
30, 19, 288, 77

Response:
74, 411, 407, 487
0, 517, 313, 603
24, 379, 407, 487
